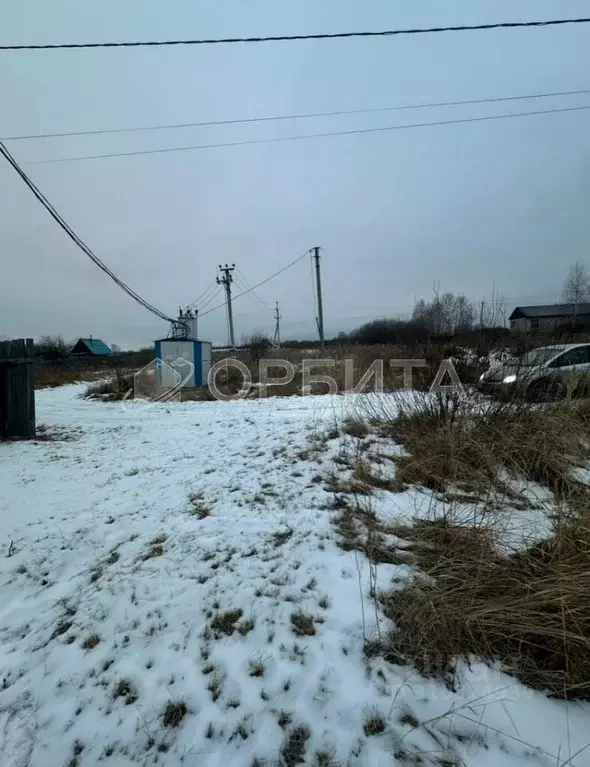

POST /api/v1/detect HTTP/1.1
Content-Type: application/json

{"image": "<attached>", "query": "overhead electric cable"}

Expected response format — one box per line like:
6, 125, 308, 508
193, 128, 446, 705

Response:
0, 140, 177, 324
29, 103, 590, 164
2, 17, 590, 50
4, 87, 590, 141
199, 250, 311, 319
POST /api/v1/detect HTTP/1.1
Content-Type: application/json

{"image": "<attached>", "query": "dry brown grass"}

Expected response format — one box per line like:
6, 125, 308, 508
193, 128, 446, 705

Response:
211, 608, 243, 636
290, 611, 316, 637
84, 373, 133, 401
81, 633, 101, 650
361, 392, 589, 499
280, 725, 311, 767
163, 699, 188, 727
383, 509, 590, 699
36, 366, 114, 389
336, 392, 590, 700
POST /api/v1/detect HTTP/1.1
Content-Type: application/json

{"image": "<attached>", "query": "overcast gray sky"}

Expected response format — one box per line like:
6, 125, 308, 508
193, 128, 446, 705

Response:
1, 1, 590, 348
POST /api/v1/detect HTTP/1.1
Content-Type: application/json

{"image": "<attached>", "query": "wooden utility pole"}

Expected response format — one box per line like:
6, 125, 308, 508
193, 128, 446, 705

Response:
273, 301, 282, 347
312, 246, 325, 351
217, 264, 236, 348
0, 339, 35, 439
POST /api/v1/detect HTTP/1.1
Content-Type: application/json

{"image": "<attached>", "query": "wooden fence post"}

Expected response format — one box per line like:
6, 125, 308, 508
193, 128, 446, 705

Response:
0, 338, 35, 439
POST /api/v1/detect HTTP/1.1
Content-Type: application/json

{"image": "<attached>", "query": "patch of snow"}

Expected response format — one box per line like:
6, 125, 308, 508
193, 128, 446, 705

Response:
0, 386, 587, 766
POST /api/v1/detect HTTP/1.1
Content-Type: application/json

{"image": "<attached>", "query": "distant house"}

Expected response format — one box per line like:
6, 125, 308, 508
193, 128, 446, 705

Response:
509, 304, 590, 332
70, 338, 112, 356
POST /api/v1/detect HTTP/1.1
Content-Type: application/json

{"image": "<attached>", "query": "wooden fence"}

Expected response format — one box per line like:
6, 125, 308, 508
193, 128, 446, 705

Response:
0, 339, 35, 439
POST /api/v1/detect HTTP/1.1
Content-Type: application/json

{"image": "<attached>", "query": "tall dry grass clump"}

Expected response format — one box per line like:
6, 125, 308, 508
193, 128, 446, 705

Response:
84, 373, 133, 401
354, 391, 590, 698
361, 391, 589, 498
383, 507, 590, 699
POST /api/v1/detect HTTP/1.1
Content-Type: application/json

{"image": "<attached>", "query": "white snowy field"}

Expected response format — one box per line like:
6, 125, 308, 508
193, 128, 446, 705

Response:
0, 385, 588, 767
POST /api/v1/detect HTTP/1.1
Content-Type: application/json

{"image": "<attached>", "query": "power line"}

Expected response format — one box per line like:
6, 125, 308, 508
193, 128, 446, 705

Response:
29, 103, 590, 165
0, 140, 177, 324
235, 267, 272, 312
199, 250, 311, 319
234, 274, 269, 313
2, 17, 590, 50
186, 280, 218, 310
197, 285, 223, 311
5, 87, 590, 142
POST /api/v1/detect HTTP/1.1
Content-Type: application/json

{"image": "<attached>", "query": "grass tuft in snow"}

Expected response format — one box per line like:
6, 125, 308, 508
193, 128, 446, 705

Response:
207, 676, 223, 702
398, 710, 420, 728
290, 611, 316, 637
280, 725, 311, 767
363, 710, 386, 737
142, 536, 166, 560
272, 528, 293, 547
313, 749, 338, 766
211, 608, 244, 637
237, 618, 255, 636
277, 710, 293, 729
81, 633, 100, 650
66, 740, 84, 767
163, 699, 188, 727
341, 416, 369, 439
249, 659, 265, 677
113, 679, 138, 705
188, 492, 213, 519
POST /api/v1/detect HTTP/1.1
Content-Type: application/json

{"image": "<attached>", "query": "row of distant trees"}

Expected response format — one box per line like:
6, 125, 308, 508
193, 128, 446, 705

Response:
346, 289, 507, 345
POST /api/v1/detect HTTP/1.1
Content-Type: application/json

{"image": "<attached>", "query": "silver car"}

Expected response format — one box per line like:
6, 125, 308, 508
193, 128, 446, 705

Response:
478, 343, 590, 400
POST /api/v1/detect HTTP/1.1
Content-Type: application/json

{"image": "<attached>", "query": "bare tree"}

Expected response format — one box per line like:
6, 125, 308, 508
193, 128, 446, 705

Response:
35, 335, 70, 360
562, 263, 590, 322
412, 292, 475, 335
479, 285, 508, 329
243, 332, 272, 364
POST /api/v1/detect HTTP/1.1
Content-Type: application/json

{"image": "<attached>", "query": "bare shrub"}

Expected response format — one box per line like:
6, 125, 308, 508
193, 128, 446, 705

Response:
35, 335, 71, 361
244, 333, 273, 365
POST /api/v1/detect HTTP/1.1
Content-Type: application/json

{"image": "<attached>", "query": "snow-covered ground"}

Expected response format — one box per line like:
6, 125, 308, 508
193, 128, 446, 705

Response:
0, 386, 588, 767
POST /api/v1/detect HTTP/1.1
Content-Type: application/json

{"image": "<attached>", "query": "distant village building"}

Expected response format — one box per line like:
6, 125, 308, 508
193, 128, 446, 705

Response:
70, 338, 112, 356
509, 304, 590, 332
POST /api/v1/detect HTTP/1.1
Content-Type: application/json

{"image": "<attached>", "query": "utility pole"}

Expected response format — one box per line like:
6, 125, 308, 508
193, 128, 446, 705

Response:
273, 301, 282, 347
217, 264, 236, 348
312, 246, 325, 351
